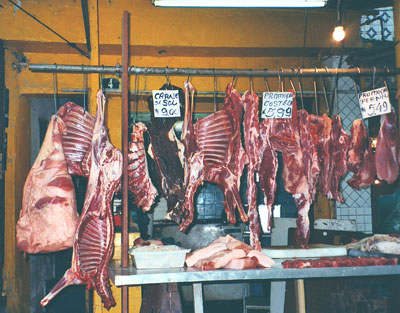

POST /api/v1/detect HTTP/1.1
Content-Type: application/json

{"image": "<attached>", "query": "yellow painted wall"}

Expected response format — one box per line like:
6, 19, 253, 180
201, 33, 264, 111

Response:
3, 49, 31, 313
1, 1, 365, 312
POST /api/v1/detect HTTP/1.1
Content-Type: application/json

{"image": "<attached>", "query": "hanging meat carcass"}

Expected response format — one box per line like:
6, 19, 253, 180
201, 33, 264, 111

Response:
242, 89, 262, 250
269, 95, 311, 247
320, 115, 350, 202
57, 102, 95, 177
347, 119, 376, 189
16, 116, 79, 254
128, 122, 158, 211
298, 110, 321, 202
146, 84, 186, 223
375, 112, 400, 184
258, 119, 279, 235
179, 82, 248, 232
41, 90, 122, 309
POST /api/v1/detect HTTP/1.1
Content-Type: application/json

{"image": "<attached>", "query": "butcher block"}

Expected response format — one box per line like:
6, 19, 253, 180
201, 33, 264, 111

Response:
262, 244, 347, 259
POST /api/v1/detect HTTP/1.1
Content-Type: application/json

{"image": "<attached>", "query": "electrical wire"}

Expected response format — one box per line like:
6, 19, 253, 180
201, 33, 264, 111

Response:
6, 0, 90, 59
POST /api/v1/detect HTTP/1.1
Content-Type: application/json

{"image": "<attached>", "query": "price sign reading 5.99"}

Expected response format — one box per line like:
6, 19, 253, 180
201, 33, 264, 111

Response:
261, 92, 293, 119
358, 86, 391, 119
152, 90, 181, 118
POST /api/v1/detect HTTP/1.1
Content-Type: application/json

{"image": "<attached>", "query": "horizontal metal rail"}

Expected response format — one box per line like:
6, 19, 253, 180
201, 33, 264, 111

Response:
28, 63, 400, 77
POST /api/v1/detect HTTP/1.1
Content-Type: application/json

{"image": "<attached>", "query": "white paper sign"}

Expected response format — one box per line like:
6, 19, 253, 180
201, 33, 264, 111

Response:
152, 90, 181, 118
262, 92, 293, 119
358, 86, 391, 119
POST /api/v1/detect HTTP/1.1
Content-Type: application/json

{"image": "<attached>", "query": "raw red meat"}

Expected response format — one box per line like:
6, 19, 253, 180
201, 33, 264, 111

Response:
320, 115, 350, 202
269, 96, 310, 248
375, 112, 400, 184
57, 102, 95, 176
179, 82, 248, 232
242, 89, 262, 250
16, 116, 79, 254
282, 256, 397, 269
347, 119, 376, 189
41, 90, 122, 309
128, 122, 158, 211
258, 119, 278, 234
147, 85, 185, 223
298, 110, 320, 201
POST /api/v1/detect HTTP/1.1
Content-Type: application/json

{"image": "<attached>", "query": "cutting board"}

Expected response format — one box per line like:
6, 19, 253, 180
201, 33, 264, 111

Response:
262, 244, 347, 259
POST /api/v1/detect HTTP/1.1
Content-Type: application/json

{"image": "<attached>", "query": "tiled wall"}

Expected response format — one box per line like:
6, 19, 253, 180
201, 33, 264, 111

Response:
329, 57, 373, 233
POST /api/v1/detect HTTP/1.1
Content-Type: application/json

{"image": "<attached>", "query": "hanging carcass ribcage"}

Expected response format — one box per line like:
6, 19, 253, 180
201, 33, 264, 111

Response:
41, 90, 121, 310
179, 82, 248, 232
195, 110, 233, 167
57, 102, 95, 177
128, 122, 158, 211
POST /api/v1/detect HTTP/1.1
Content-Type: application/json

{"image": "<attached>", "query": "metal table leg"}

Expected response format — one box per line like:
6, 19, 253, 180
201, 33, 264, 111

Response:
193, 283, 204, 313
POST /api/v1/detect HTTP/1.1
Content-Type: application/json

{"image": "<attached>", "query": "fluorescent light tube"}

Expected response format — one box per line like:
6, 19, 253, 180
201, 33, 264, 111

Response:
152, 0, 328, 8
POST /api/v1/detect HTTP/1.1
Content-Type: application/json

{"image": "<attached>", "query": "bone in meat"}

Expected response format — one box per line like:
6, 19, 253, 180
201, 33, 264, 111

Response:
128, 122, 158, 211
146, 84, 185, 223
320, 115, 350, 202
269, 96, 310, 247
242, 89, 262, 250
41, 90, 122, 309
179, 82, 248, 232
258, 119, 279, 235
57, 102, 95, 176
298, 110, 320, 201
16, 116, 79, 254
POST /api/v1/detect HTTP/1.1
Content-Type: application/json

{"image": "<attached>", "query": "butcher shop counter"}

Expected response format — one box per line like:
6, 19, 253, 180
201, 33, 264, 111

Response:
108, 261, 400, 313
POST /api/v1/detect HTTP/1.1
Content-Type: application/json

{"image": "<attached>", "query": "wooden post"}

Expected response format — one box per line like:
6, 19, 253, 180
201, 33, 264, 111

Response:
121, 10, 130, 313
294, 279, 306, 313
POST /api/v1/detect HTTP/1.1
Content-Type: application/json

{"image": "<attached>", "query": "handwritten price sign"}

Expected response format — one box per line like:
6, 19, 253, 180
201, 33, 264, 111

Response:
358, 86, 391, 119
152, 90, 181, 118
261, 92, 293, 119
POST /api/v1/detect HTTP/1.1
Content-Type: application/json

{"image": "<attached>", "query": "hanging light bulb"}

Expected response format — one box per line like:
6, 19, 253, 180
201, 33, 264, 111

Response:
332, 0, 345, 42
333, 24, 346, 42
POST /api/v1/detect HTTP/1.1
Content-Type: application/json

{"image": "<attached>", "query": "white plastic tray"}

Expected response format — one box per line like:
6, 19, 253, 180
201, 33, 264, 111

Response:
129, 245, 191, 269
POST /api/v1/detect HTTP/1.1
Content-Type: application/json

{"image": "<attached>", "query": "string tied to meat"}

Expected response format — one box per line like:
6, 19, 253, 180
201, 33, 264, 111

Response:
352, 68, 363, 120
82, 64, 87, 112
249, 68, 254, 93
213, 68, 217, 113
314, 67, 319, 116
264, 69, 271, 92
297, 67, 305, 110
322, 67, 330, 115
53, 64, 58, 116
165, 66, 171, 86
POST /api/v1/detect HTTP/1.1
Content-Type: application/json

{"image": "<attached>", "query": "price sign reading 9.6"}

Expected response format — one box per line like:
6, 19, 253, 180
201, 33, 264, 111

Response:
358, 86, 391, 119
261, 92, 293, 119
152, 90, 181, 118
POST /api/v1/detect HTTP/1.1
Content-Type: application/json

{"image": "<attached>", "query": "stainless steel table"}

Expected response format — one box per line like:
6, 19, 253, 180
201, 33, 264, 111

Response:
109, 261, 400, 313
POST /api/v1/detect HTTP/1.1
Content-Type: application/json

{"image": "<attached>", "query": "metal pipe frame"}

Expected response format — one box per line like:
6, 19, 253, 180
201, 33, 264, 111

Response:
28, 63, 400, 77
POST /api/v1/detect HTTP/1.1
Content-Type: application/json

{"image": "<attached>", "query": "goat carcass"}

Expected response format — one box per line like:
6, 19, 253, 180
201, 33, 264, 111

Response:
146, 84, 186, 223
180, 82, 248, 232
41, 90, 122, 309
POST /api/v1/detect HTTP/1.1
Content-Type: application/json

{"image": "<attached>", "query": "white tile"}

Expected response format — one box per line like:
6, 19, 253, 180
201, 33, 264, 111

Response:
357, 224, 365, 231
